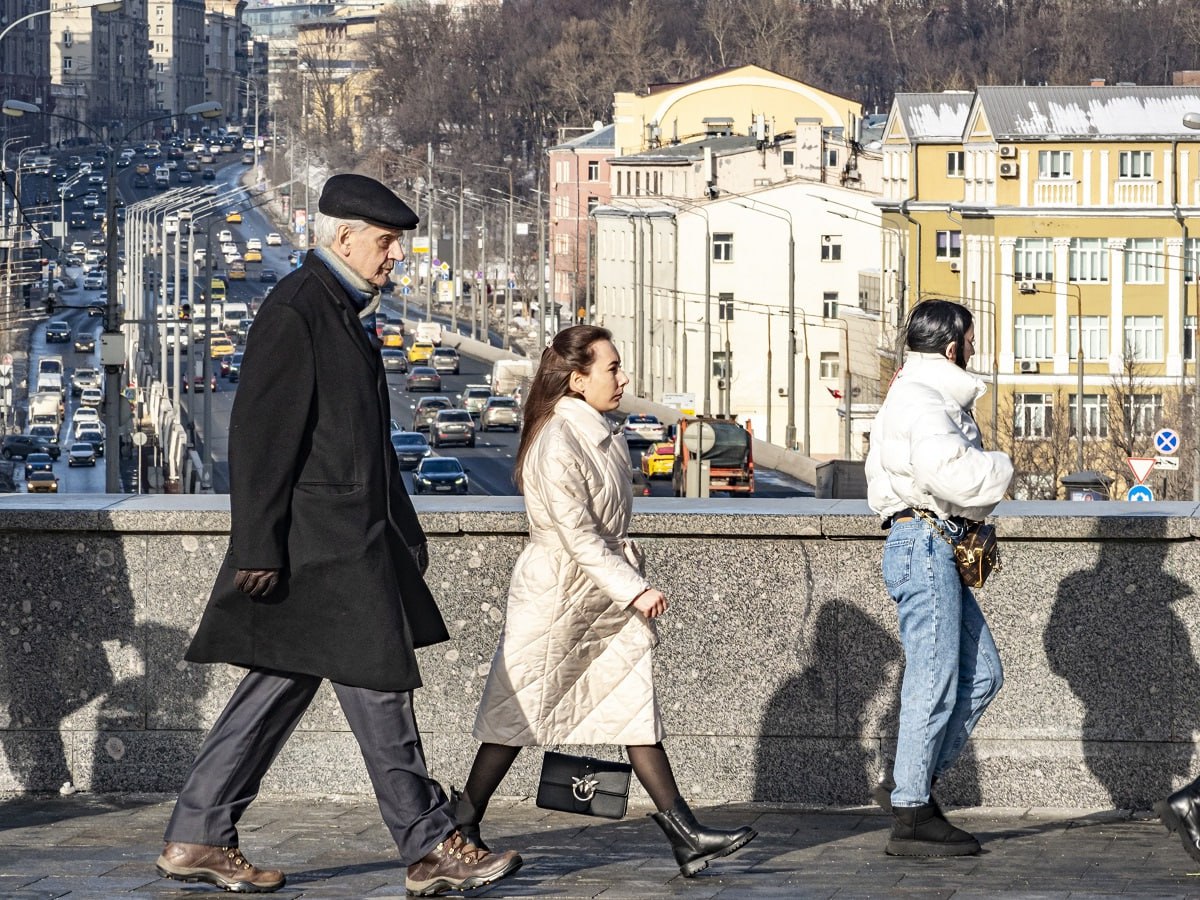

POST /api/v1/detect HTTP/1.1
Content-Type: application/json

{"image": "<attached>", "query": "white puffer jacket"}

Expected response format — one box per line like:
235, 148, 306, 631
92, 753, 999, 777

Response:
866, 353, 1013, 523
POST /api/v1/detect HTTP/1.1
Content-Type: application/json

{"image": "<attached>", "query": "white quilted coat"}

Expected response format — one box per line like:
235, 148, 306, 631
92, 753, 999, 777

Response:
472, 396, 664, 746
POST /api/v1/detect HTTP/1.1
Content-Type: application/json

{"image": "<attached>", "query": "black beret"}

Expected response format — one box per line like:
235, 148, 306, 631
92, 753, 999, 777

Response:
318, 173, 419, 231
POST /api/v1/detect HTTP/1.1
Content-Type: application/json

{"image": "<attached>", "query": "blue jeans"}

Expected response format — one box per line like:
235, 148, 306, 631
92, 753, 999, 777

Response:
882, 518, 1004, 808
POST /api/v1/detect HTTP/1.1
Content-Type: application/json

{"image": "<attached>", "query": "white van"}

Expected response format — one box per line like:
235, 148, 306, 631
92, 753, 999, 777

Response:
221, 301, 249, 332
415, 321, 443, 346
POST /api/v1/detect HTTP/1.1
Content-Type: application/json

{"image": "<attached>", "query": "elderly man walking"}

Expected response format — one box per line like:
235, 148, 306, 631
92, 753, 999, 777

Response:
156, 174, 521, 896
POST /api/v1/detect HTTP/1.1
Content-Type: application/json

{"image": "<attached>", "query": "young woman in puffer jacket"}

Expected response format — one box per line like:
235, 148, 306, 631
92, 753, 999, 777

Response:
865, 300, 1014, 858
453, 325, 756, 877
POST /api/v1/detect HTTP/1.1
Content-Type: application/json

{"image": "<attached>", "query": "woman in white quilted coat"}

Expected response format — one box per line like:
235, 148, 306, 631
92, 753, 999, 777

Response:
454, 325, 756, 877
865, 300, 1012, 859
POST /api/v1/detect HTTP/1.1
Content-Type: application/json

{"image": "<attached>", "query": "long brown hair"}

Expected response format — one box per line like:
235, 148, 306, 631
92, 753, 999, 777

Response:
513, 325, 612, 492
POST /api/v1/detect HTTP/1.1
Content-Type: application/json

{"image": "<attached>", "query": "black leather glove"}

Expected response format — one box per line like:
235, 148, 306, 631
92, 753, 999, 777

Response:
235, 568, 280, 597
409, 542, 429, 576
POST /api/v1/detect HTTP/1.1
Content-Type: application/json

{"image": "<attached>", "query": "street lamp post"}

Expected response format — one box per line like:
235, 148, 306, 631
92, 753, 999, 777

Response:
1181, 112, 1200, 500
3, 99, 221, 491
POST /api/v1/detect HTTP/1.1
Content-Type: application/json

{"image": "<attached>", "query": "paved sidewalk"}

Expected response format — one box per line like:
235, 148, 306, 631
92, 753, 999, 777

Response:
3, 794, 1200, 898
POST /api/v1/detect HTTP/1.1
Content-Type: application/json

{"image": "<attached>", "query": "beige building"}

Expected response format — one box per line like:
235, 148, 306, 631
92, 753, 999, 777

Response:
205, 0, 248, 127
149, 0, 206, 118
50, 3, 151, 141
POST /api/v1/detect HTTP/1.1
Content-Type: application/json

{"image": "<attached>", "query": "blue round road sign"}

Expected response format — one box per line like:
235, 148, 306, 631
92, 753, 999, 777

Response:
1127, 484, 1154, 502
1154, 428, 1179, 455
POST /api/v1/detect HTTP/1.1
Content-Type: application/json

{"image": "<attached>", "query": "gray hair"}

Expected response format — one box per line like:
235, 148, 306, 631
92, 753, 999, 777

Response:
312, 213, 372, 249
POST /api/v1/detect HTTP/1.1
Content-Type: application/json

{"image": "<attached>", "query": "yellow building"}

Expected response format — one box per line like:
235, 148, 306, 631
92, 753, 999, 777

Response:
878, 85, 1200, 498
612, 64, 863, 158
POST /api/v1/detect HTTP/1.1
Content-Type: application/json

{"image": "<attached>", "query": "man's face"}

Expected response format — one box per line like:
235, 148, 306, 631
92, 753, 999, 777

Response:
337, 223, 406, 287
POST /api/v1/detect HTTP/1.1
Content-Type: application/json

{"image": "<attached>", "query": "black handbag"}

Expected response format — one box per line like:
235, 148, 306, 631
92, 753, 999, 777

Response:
535, 750, 632, 820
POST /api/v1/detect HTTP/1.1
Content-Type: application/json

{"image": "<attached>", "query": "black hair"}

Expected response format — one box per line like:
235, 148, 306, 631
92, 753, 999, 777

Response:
904, 299, 974, 368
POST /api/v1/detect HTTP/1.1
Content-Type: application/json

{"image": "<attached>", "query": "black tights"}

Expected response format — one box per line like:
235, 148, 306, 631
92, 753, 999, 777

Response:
459, 741, 682, 823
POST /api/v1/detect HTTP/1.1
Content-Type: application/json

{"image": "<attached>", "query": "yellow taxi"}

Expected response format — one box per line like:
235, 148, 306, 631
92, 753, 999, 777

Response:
210, 334, 236, 358
135, 162, 150, 175
228, 261, 246, 280
640, 442, 676, 479
225, 210, 243, 223
407, 340, 434, 365
381, 325, 405, 348
243, 248, 262, 263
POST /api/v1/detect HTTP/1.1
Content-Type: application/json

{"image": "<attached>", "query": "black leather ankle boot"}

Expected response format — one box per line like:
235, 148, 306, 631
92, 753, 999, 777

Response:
649, 797, 757, 877
450, 787, 489, 852
1155, 777, 1200, 864
886, 803, 980, 857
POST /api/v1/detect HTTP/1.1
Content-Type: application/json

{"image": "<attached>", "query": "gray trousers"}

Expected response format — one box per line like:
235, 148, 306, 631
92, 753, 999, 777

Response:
164, 667, 455, 864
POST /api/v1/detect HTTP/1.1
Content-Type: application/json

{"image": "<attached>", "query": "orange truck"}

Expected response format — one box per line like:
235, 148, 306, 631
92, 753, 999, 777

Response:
671, 417, 754, 496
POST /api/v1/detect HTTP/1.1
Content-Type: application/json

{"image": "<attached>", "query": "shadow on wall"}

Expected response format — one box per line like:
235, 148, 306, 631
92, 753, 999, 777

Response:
1044, 516, 1196, 808
0, 515, 208, 802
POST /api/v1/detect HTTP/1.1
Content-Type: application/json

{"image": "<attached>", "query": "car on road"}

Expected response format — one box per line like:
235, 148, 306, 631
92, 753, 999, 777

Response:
26, 470, 59, 493
202, 168, 216, 181
458, 385, 493, 419
45, 321, 71, 342
621, 413, 667, 445
73, 333, 96, 353
226, 352, 243, 382
265, 232, 282, 246
228, 261, 246, 280
72, 407, 100, 430
640, 442, 676, 479
382, 348, 409, 374
479, 396, 522, 432
258, 268, 277, 284
412, 456, 469, 494
79, 387, 103, 408
430, 409, 476, 448
71, 367, 100, 394
27, 424, 59, 451
76, 428, 105, 455
184, 372, 218, 392
2, 434, 59, 460
83, 271, 105, 289
67, 441, 97, 467
87, 297, 106, 316
406, 365, 441, 392
391, 431, 431, 470
381, 325, 405, 348
431, 347, 460, 375
226, 210, 242, 223
243, 248, 262, 263
177, 170, 193, 183
407, 341, 434, 365
24, 452, 54, 478
217, 229, 233, 244
411, 396, 453, 432
210, 334, 236, 357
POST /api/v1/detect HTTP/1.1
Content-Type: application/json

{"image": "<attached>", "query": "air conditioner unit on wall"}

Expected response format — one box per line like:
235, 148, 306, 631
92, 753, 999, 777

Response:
1018, 280, 1037, 293
1019, 360, 1040, 374
999, 145, 1018, 159
949, 261, 960, 273
999, 161, 1019, 178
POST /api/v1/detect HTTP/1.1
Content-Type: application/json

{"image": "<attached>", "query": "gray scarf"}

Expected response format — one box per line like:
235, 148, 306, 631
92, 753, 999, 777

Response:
313, 246, 381, 322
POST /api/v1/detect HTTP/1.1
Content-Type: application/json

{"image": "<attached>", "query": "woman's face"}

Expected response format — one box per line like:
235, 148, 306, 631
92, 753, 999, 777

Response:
570, 339, 628, 413
947, 325, 975, 368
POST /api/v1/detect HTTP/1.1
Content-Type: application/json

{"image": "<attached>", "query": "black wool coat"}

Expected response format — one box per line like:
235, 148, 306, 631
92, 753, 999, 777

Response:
185, 254, 449, 691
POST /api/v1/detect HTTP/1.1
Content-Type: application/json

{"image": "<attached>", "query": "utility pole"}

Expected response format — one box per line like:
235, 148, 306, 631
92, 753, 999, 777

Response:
537, 178, 546, 351
425, 142, 434, 321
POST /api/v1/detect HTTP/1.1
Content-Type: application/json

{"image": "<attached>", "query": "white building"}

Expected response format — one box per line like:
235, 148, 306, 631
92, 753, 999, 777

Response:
593, 133, 882, 458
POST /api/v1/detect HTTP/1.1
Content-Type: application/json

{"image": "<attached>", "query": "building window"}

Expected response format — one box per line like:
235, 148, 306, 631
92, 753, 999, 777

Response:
1014, 237, 1053, 281
1122, 394, 1163, 438
947, 151, 965, 177
155, 61, 164, 73
1186, 315, 1198, 360
1124, 237, 1163, 284
62, 30, 72, 46
825, 149, 838, 167
1069, 238, 1109, 282
1014, 393, 1053, 439
819, 351, 840, 379
586, 196, 598, 213
63, 56, 72, 70
1038, 150, 1073, 179
821, 235, 841, 261
782, 149, 795, 167
553, 234, 569, 255
1069, 315, 1109, 360
718, 293, 734, 321
1118, 150, 1153, 179
554, 196, 569, 218
156, 24, 164, 34
587, 160, 599, 181
822, 292, 838, 318
1014, 315, 1053, 359
711, 351, 730, 379
712, 232, 733, 262
1185, 237, 1200, 282
1123, 314, 1164, 361
936, 230, 962, 260
1069, 394, 1109, 439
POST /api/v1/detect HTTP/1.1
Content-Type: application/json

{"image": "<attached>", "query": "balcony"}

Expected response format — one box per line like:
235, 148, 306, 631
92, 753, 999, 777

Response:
1113, 179, 1159, 206
1033, 179, 1078, 206
0, 495, 1196, 808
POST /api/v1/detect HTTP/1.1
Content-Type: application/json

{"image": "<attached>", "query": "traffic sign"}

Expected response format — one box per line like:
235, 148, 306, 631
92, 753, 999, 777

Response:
1156, 456, 1180, 471
1127, 457, 1156, 484
1154, 428, 1180, 455
1127, 484, 1154, 501
399, 274, 412, 287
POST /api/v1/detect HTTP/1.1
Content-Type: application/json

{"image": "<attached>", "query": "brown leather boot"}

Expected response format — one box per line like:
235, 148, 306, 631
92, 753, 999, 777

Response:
405, 830, 521, 897
156, 841, 286, 892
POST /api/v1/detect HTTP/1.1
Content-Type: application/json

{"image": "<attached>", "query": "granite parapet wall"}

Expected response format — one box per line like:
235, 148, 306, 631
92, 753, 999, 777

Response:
2, 495, 1199, 809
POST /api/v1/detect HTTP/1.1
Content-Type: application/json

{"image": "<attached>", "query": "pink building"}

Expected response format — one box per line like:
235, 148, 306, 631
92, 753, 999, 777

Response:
547, 123, 614, 323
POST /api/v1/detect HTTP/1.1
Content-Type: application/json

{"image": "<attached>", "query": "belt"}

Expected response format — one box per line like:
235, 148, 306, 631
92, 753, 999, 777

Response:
887, 507, 919, 527
886, 508, 969, 531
